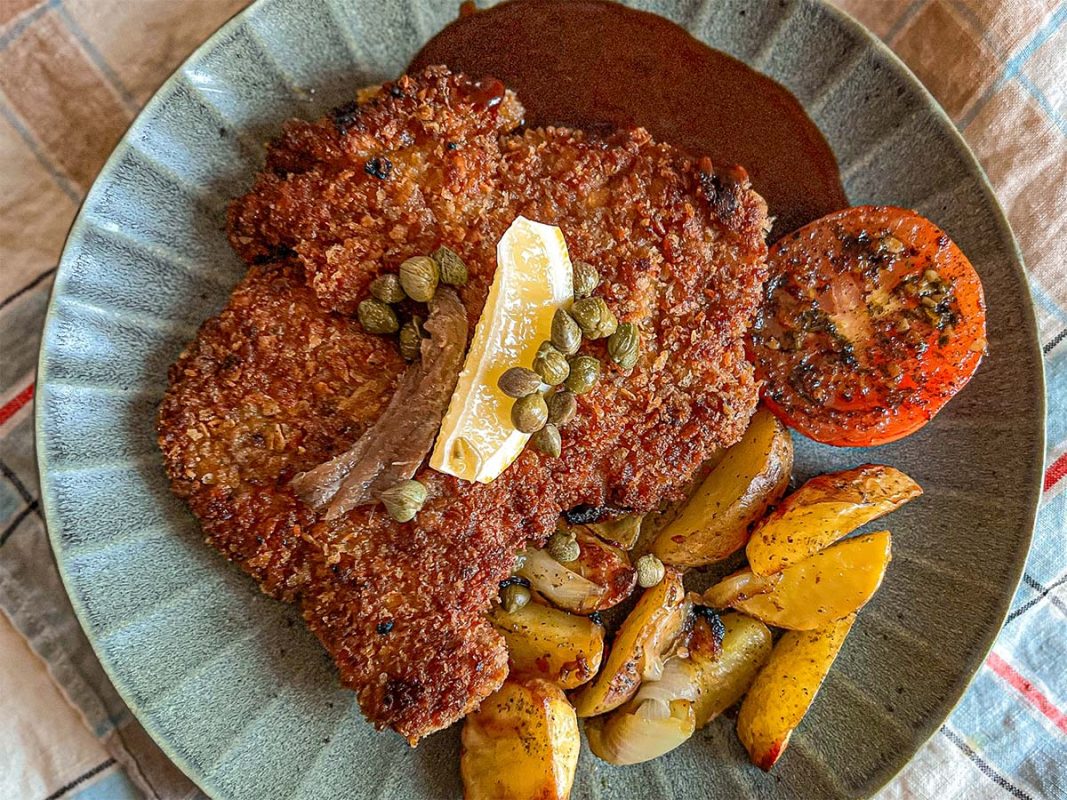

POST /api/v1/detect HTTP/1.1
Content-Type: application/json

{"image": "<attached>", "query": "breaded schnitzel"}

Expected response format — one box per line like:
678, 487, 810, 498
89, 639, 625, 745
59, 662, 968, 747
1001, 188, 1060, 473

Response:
159, 67, 769, 742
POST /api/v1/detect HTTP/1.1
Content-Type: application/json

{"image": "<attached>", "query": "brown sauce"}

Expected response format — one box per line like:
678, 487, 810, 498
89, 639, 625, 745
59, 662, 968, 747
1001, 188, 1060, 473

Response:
410, 0, 847, 238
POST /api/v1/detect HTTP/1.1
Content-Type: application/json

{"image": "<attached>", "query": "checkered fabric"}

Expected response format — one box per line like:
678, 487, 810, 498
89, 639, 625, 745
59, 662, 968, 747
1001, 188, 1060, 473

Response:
0, 1, 1063, 798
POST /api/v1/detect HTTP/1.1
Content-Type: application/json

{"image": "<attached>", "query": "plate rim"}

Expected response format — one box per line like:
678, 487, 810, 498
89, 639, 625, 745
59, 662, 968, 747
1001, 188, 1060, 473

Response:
33, 0, 1047, 797
806, 7, 1046, 795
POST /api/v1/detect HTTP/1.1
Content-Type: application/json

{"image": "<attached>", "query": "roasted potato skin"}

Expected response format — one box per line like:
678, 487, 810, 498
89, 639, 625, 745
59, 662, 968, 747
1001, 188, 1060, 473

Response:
737, 615, 856, 770
653, 408, 793, 569
461, 678, 580, 800
571, 569, 691, 717
490, 601, 605, 689
747, 464, 920, 575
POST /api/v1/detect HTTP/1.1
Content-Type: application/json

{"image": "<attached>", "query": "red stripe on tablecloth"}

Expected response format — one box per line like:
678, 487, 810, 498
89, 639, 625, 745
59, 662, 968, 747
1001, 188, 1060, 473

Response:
987, 652, 1067, 735
0, 383, 34, 427
1045, 452, 1067, 492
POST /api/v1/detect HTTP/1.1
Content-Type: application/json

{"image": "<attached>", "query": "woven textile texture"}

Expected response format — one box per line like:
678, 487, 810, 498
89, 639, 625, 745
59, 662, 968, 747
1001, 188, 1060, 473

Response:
0, 0, 1063, 798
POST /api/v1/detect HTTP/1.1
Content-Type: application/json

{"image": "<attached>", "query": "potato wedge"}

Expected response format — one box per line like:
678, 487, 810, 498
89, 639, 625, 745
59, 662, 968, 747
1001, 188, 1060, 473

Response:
653, 408, 793, 569
737, 614, 856, 770
746, 464, 920, 576
586, 698, 696, 766
569, 528, 637, 610
461, 678, 580, 800
570, 569, 691, 717
489, 601, 605, 689
690, 613, 772, 727
635, 612, 773, 728
711, 532, 891, 630
702, 569, 780, 609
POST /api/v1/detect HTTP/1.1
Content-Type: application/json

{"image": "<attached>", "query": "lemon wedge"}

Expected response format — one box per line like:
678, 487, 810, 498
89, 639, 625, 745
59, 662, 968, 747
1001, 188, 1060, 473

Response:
431, 216, 574, 483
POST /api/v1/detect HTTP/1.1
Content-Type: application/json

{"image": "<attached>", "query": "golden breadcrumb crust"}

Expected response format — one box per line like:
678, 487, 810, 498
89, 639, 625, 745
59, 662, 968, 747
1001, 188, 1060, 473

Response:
159, 66, 768, 742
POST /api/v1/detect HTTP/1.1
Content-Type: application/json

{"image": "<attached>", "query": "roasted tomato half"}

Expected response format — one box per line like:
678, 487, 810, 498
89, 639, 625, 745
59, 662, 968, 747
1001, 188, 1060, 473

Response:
749, 206, 986, 446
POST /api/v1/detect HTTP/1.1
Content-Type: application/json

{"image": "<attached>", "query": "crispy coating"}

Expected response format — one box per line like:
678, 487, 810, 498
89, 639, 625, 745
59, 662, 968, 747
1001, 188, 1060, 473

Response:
160, 67, 769, 742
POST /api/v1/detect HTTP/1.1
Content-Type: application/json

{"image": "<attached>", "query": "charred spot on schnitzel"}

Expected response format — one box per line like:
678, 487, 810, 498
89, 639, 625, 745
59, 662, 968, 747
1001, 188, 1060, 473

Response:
159, 66, 769, 743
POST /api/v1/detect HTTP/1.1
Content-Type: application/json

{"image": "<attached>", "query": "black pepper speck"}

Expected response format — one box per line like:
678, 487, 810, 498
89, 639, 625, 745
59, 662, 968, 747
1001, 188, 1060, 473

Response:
365, 156, 393, 180
330, 100, 360, 135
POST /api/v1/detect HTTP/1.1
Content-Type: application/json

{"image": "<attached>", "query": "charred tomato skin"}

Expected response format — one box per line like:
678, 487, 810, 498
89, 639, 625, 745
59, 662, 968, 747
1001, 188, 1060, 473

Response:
749, 206, 986, 447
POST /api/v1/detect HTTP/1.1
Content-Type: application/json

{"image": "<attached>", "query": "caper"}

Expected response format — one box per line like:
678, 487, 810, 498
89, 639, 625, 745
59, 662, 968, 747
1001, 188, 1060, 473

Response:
572, 260, 601, 297
432, 246, 468, 287
547, 391, 577, 425
358, 298, 399, 334
570, 297, 603, 338
551, 308, 582, 355
597, 307, 619, 338
533, 346, 570, 386
398, 316, 423, 361
635, 554, 665, 588
511, 392, 549, 433
546, 530, 580, 563
399, 255, 439, 302
501, 582, 531, 613
369, 273, 406, 304
531, 423, 561, 457
571, 297, 617, 339
536, 340, 556, 360
607, 322, 640, 370
379, 479, 427, 523
498, 366, 542, 398
565, 355, 600, 394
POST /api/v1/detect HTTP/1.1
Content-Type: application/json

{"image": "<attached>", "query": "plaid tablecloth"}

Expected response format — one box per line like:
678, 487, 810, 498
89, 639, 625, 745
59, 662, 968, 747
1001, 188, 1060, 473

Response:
1, 1, 1064, 798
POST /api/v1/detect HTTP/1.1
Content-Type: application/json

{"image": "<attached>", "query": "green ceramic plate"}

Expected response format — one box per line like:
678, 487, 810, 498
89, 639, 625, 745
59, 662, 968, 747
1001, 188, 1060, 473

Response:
36, 0, 1044, 797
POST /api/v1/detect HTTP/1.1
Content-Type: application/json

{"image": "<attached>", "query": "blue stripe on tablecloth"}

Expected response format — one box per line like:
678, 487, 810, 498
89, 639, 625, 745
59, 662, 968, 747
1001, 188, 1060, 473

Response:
1031, 282, 1067, 326
67, 767, 141, 800
0, 100, 80, 204
940, 725, 1036, 800
1007, 573, 1067, 625
885, 0, 924, 43
1022, 574, 1067, 618
1044, 329, 1067, 355
1016, 73, 1067, 137
1042, 414, 1067, 486
949, 664, 1066, 795
1007, 572, 1059, 618
945, 0, 1001, 53
52, 3, 139, 114
0, 0, 58, 51
41, 758, 114, 800
1001, 6, 1066, 83
0, 458, 34, 505
1021, 506, 1067, 588
999, 596, 1067, 698
0, 267, 56, 313
0, 473, 22, 522
0, 499, 39, 548
950, 629, 1067, 797
959, 4, 1066, 130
